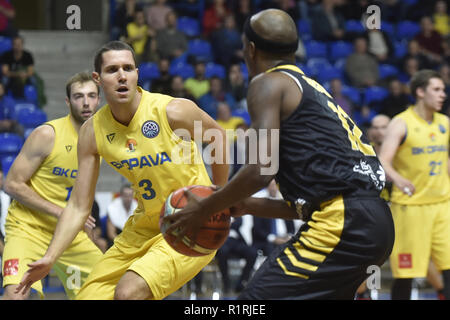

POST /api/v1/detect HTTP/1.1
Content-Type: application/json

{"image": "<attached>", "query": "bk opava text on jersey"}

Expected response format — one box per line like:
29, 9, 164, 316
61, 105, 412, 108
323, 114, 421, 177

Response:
172, 120, 279, 175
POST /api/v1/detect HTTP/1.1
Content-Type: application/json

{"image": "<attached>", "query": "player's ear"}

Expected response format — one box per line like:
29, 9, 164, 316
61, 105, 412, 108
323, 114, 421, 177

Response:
249, 41, 256, 60
92, 71, 100, 84
416, 87, 425, 99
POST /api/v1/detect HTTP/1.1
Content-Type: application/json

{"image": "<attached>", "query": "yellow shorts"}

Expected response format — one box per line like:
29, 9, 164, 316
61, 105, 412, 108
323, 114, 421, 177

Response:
2, 220, 103, 299
76, 231, 215, 300
389, 200, 450, 278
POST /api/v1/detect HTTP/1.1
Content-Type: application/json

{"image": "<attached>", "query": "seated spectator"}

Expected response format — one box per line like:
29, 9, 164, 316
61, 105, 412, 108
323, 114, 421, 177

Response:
311, 0, 346, 42
351, 105, 377, 132
329, 78, 354, 117
144, 0, 173, 32
168, 75, 196, 102
438, 63, 450, 115
114, 0, 140, 40
0, 0, 16, 37
202, 0, 230, 38
224, 63, 247, 109
378, 79, 410, 119
231, 0, 253, 33
155, 11, 188, 61
260, 0, 300, 22
433, 0, 449, 37
345, 36, 379, 88
398, 56, 419, 87
106, 184, 138, 247
216, 102, 245, 134
198, 76, 236, 119
0, 82, 20, 135
150, 57, 172, 94
126, 9, 156, 65
216, 216, 258, 294
90, 199, 108, 253
1, 35, 35, 99
362, 20, 394, 64
414, 16, 444, 67
210, 14, 243, 69
402, 39, 433, 70
184, 60, 210, 100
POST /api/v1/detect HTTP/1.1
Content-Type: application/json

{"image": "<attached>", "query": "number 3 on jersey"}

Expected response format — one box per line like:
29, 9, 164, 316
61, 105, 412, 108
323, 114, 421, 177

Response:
327, 100, 376, 157
139, 179, 156, 200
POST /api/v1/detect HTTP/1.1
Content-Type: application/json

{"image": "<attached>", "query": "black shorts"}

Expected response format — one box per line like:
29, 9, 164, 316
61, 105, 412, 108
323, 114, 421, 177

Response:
238, 195, 395, 300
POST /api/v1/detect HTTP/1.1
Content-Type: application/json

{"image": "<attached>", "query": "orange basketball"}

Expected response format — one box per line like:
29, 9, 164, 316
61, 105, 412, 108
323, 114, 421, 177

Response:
159, 185, 231, 257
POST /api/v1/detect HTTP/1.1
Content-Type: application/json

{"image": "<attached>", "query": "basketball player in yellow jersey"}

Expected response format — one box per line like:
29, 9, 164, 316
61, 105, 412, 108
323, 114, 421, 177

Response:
380, 69, 450, 300
1, 72, 103, 299
16, 41, 229, 300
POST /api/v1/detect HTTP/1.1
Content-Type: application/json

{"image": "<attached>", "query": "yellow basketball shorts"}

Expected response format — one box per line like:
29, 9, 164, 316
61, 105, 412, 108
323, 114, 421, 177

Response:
2, 219, 103, 299
75, 232, 215, 300
389, 200, 450, 278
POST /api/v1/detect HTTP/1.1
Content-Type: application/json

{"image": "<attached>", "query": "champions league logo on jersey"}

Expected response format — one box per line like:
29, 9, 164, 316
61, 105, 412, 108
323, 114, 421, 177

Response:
142, 120, 160, 139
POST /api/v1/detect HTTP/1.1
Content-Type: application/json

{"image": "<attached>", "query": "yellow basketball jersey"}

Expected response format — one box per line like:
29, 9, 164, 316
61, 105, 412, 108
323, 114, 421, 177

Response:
391, 107, 450, 205
7, 115, 79, 233
92, 88, 211, 238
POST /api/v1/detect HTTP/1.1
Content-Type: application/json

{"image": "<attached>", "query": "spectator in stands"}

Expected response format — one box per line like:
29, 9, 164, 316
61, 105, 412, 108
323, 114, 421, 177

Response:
215, 102, 244, 133
260, 0, 300, 22
378, 79, 411, 119
150, 57, 172, 94
224, 63, 247, 109
414, 16, 444, 67
362, 17, 394, 64
379, 0, 407, 23
113, 0, 140, 40
169, 75, 196, 102
202, 0, 230, 38
1, 35, 35, 99
210, 14, 243, 70
106, 184, 138, 248
155, 11, 188, 61
145, 0, 173, 32
231, 0, 253, 33
126, 9, 156, 65
398, 56, 419, 87
216, 216, 258, 294
0, 82, 20, 135
402, 39, 433, 70
433, 0, 449, 37
0, 0, 16, 37
184, 60, 210, 100
345, 36, 379, 88
198, 76, 236, 119
338, 0, 368, 21
438, 63, 450, 116
329, 78, 354, 117
311, 0, 346, 42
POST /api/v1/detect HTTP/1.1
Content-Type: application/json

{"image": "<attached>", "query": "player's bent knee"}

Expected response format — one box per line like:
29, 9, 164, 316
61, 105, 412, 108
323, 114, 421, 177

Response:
3, 285, 31, 300
114, 271, 153, 300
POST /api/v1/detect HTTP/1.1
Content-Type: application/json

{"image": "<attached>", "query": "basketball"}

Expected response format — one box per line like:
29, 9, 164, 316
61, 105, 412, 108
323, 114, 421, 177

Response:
159, 185, 231, 257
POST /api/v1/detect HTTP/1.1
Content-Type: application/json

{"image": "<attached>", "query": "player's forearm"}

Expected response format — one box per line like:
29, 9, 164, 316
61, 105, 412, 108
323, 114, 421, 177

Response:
243, 197, 298, 220
44, 203, 89, 263
4, 181, 62, 218
210, 162, 229, 187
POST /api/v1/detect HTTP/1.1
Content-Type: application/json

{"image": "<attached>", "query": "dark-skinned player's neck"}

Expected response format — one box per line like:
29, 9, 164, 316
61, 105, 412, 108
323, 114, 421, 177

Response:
109, 89, 142, 126
259, 57, 295, 74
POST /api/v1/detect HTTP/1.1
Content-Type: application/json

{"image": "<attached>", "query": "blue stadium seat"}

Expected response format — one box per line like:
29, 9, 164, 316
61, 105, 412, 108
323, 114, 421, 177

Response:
188, 39, 213, 62
169, 61, 195, 79
138, 62, 160, 83
304, 40, 328, 59
205, 63, 226, 79
364, 86, 389, 105
306, 58, 332, 77
0, 36, 12, 55
317, 66, 343, 83
0, 133, 23, 158
396, 21, 420, 40
341, 85, 362, 105
345, 20, 365, 34
379, 64, 399, 79
177, 16, 200, 38
1, 155, 15, 176
11, 103, 37, 119
380, 21, 395, 39
16, 108, 47, 129
329, 41, 353, 62
24, 84, 38, 104
394, 41, 408, 59
240, 62, 249, 81
297, 19, 312, 41
296, 63, 312, 77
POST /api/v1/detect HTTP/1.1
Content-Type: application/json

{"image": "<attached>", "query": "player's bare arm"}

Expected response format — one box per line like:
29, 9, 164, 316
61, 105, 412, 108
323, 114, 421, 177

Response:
4, 125, 63, 218
164, 72, 299, 242
379, 117, 415, 195
166, 97, 229, 187
15, 118, 101, 295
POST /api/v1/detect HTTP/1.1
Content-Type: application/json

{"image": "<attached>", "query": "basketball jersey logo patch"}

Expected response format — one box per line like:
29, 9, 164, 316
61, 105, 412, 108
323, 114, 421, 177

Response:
65, 145, 72, 152
439, 124, 446, 134
142, 120, 159, 139
107, 133, 115, 143
3, 259, 19, 276
399, 253, 412, 268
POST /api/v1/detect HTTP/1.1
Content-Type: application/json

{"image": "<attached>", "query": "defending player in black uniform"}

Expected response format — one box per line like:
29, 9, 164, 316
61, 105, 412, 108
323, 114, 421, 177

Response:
163, 8, 395, 299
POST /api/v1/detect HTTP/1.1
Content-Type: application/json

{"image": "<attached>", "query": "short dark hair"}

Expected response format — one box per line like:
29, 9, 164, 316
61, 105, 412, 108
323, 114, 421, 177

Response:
94, 41, 137, 73
410, 69, 442, 99
65, 71, 99, 98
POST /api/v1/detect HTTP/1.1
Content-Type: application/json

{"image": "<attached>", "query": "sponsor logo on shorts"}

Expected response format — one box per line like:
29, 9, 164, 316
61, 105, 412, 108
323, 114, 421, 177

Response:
3, 259, 19, 276
399, 253, 412, 268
